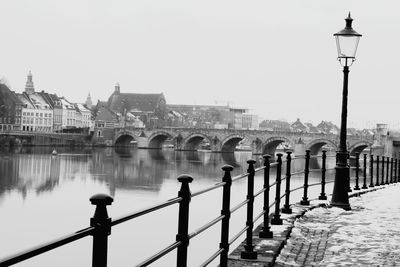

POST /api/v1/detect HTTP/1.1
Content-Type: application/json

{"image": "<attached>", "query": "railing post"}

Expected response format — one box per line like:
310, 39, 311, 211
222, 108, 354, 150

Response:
176, 175, 193, 267
347, 153, 352, 193
369, 154, 374, 188
300, 150, 310, 205
259, 155, 273, 238
375, 155, 380, 186
395, 158, 398, 183
282, 152, 293, 214
386, 157, 390, 184
390, 157, 394, 183
398, 158, 400, 182
90, 194, 113, 267
319, 150, 327, 200
354, 153, 360, 190
381, 156, 385, 185
271, 153, 283, 225
241, 159, 257, 260
362, 153, 368, 189
220, 165, 233, 267
398, 158, 400, 183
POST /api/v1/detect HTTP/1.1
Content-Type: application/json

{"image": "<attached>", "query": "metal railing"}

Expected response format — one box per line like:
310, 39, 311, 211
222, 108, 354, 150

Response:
1, 150, 399, 267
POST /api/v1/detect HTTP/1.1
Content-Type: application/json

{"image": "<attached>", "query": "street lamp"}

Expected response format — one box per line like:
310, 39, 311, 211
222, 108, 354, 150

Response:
331, 13, 362, 210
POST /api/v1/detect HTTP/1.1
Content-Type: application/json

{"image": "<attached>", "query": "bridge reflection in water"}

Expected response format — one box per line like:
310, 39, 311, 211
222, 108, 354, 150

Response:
0, 147, 353, 266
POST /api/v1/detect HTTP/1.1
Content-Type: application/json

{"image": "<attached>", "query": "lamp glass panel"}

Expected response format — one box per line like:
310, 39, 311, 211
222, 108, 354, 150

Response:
335, 35, 360, 58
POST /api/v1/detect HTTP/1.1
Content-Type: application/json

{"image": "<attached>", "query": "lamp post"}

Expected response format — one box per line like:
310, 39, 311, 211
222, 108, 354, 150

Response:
331, 13, 362, 210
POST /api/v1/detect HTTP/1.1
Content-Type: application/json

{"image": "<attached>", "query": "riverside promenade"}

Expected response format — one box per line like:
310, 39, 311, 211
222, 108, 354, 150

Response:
228, 184, 400, 266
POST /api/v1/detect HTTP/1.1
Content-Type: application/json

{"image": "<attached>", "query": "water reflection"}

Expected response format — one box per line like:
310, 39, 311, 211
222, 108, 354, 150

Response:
0, 148, 258, 201
0, 147, 345, 203
221, 152, 241, 168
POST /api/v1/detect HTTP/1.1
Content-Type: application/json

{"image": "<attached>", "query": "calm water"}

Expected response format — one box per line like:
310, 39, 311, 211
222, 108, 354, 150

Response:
0, 147, 340, 266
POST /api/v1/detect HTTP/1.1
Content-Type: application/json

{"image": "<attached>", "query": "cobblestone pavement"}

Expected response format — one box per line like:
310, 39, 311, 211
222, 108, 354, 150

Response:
274, 184, 400, 267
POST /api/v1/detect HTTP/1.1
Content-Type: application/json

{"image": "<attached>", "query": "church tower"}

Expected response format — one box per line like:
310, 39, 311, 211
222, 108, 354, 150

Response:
25, 71, 35, 94
85, 93, 93, 108
114, 82, 120, 94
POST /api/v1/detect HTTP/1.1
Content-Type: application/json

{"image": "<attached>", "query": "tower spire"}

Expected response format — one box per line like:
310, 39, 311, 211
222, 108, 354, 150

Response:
85, 93, 93, 108
114, 82, 120, 94
25, 70, 35, 94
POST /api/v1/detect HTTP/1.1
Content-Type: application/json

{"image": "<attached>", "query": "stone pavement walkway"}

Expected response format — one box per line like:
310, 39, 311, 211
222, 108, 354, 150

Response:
275, 184, 400, 266
229, 184, 400, 267
228, 203, 322, 267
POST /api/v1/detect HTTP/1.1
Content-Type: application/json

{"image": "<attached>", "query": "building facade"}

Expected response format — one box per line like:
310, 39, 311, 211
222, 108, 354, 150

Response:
242, 113, 259, 130
0, 83, 22, 131
18, 92, 53, 132
106, 83, 167, 128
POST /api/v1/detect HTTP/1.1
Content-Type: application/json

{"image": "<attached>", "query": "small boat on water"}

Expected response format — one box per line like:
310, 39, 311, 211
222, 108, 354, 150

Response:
51, 149, 57, 156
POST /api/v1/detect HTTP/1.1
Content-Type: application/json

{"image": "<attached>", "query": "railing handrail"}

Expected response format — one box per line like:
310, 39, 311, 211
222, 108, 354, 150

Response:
1, 152, 398, 267
0, 227, 95, 266
112, 196, 182, 227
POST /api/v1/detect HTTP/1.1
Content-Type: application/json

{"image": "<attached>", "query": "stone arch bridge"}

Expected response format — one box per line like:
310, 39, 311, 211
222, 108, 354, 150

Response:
110, 127, 373, 156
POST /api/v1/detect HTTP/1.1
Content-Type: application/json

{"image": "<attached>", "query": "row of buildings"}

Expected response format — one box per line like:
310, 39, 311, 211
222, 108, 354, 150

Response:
0, 72, 92, 133
166, 104, 258, 130
260, 118, 374, 136
0, 72, 261, 136
1, 72, 371, 137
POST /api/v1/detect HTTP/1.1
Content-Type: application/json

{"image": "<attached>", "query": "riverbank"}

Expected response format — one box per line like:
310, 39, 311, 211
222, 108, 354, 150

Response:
228, 185, 388, 266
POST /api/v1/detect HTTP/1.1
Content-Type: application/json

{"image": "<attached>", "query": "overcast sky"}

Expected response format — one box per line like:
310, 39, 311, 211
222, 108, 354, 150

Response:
1, 1, 400, 129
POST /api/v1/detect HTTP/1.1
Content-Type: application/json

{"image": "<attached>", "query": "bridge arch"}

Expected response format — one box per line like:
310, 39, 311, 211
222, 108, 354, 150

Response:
262, 136, 293, 156
115, 132, 136, 146
306, 138, 337, 155
221, 134, 245, 152
183, 133, 212, 151
349, 141, 371, 156
148, 131, 174, 149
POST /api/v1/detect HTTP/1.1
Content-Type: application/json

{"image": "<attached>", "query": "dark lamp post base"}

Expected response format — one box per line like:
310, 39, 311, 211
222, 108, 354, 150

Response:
330, 201, 351, 211
331, 164, 351, 211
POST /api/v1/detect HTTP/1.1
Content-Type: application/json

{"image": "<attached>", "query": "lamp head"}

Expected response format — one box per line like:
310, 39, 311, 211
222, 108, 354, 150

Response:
334, 13, 362, 62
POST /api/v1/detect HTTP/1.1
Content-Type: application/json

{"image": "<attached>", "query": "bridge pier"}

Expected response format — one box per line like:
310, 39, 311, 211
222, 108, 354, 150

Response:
136, 136, 150, 149
294, 140, 306, 157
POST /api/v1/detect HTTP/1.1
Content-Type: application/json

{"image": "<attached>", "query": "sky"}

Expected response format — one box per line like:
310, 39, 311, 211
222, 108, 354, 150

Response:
1, 0, 400, 129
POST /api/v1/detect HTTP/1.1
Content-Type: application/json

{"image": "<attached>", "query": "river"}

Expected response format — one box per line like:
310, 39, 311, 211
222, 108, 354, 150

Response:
0, 147, 340, 266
